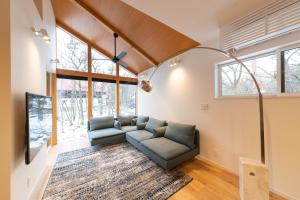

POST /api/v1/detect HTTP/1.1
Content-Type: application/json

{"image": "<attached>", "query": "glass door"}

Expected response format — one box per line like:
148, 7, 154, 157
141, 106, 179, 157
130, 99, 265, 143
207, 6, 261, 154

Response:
57, 77, 88, 143
92, 79, 117, 117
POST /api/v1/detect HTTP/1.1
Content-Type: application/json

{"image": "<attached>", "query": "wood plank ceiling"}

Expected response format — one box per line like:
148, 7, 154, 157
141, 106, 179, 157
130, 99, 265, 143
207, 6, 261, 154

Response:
51, 0, 199, 74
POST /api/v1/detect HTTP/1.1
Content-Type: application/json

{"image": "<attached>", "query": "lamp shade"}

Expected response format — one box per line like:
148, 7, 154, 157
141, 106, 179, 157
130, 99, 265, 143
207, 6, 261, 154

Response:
140, 80, 152, 92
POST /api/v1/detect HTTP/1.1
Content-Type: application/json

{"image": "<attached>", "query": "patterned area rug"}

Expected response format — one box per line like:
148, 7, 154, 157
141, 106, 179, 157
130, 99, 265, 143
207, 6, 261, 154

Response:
43, 143, 192, 200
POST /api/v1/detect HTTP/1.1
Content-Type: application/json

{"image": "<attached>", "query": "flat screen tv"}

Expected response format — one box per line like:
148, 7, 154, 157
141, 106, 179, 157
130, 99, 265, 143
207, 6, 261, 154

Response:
25, 92, 52, 164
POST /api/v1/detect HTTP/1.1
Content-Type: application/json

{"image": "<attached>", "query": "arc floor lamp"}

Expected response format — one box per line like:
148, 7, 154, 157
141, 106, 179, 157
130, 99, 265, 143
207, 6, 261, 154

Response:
140, 46, 269, 200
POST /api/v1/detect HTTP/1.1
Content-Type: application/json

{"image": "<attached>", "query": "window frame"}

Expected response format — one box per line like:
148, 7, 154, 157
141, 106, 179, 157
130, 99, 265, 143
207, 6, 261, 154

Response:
91, 48, 117, 76
56, 27, 89, 72
215, 43, 300, 99
55, 26, 138, 118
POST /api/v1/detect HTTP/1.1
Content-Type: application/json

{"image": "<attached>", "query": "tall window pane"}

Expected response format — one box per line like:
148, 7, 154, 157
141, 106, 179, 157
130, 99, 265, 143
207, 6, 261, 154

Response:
119, 67, 136, 78
57, 78, 88, 143
92, 49, 116, 75
93, 81, 116, 117
57, 28, 88, 72
120, 84, 137, 115
283, 47, 300, 93
220, 53, 277, 96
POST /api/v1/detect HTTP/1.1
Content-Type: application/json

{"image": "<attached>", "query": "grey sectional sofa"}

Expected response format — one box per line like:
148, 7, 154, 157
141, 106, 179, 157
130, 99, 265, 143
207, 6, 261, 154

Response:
87, 116, 199, 170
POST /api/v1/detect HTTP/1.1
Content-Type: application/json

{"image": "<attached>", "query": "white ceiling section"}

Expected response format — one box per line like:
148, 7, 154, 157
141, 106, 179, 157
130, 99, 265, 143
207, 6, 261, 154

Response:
121, 0, 275, 44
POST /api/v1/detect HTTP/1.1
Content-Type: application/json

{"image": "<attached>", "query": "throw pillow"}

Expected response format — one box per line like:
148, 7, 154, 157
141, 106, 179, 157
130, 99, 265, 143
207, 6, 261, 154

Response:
153, 126, 167, 137
117, 115, 136, 126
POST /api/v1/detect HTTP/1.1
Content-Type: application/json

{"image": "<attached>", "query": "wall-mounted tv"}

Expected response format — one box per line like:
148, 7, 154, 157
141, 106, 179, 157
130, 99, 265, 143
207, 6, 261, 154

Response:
25, 92, 52, 164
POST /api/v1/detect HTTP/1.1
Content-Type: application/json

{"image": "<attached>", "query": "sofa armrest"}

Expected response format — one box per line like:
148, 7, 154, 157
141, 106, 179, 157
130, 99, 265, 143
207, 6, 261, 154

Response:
194, 129, 200, 153
153, 126, 167, 137
137, 122, 147, 130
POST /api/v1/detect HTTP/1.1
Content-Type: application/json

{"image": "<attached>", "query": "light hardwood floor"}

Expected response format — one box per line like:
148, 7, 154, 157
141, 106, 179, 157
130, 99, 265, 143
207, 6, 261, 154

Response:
39, 139, 286, 200
171, 159, 286, 200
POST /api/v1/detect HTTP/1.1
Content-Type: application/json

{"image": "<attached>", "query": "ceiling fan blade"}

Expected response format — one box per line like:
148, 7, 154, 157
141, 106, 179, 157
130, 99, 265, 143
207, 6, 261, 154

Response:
118, 61, 128, 68
116, 51, 127, 60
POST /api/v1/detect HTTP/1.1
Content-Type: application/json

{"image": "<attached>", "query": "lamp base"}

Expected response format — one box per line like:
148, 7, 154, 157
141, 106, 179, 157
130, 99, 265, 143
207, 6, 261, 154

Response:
239, 157, 269, 200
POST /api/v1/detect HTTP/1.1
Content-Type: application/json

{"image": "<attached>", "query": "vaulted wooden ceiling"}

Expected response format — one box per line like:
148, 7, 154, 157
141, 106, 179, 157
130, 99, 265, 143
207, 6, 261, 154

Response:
51, 0, 199, 74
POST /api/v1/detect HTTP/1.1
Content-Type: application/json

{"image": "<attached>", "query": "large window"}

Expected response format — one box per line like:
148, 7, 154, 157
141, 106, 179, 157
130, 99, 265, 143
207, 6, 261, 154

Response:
120, 83, 137, 115
57, 28, 88, 72
282, 47, 300, 93
92, 49, 116, 75
220, 53, 277, 96
55, 26, 138, 143
92, 81, 116, 117
217, 45, 300, 97
119, 67, 137, 78
57, 78, 88, 142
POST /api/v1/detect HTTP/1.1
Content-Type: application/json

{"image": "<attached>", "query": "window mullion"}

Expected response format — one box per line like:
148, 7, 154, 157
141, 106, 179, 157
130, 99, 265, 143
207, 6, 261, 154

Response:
88, 45, 93, 119
116, 64, 120, 116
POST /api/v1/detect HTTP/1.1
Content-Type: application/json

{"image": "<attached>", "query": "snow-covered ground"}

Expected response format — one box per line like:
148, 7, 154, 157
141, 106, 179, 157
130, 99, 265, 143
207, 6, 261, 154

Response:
57, 120, 88, 143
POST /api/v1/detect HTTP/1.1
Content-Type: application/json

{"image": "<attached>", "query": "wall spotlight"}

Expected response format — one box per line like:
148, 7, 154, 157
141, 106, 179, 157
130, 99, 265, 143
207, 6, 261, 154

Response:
47, 59, 60, 73
32, 28, 51, 44
170, 58, 180, 68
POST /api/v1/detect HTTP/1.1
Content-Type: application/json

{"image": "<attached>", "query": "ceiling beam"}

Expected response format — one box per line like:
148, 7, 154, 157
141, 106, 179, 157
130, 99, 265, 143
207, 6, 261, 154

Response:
72, 0, 159, 66
56, 20, 138, 75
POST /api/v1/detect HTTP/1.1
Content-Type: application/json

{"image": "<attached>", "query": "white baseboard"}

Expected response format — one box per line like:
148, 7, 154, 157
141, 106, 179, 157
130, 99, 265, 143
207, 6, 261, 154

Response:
28, 147, 56, 200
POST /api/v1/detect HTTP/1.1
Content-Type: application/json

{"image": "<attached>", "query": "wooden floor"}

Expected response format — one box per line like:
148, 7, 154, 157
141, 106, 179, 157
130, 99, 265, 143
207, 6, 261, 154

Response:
40, 138, 286, 200
171, 159, 286, 200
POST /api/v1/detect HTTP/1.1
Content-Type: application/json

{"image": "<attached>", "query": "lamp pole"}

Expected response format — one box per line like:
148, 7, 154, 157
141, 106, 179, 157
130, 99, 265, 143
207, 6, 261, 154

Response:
141, 46, 265, 164
194, 47, 265, 164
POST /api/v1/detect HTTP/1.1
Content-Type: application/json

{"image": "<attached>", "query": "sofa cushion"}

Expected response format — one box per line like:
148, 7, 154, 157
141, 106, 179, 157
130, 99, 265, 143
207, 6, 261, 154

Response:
88, 128, 125, 140
117, 115, 136, 126
153, 126, 167, 137
121, 125, 137, 132
126, 130, 154, 142
131, 118, 138, 126
164, 122, 196, 149
136, 116, 149, 124
141, 137, 190, 160
137, 122, 147, 130
145, 118, 166, 133
89, 116, 115, 131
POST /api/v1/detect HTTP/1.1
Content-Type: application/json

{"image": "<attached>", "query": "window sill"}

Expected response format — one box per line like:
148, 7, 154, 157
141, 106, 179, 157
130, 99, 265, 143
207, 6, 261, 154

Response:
215, 93, 300, 100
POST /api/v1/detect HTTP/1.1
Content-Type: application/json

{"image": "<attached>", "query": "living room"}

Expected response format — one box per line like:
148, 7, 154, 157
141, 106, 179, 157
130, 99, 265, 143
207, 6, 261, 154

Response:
1, 0, 300, 200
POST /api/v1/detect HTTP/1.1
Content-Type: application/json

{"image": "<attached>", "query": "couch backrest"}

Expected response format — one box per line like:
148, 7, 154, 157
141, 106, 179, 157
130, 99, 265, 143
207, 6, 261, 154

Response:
136, 116, 149, 124
116, 115, 136, 126
145, 118, 166, 133
164, 121, 196, 149
88, 116, 115, 131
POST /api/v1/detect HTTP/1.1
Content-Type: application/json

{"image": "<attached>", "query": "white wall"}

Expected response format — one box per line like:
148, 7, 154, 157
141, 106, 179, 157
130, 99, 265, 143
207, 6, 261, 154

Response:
0, 0, 12, 199
10, 0, 56, 199
138, 31, 300, 199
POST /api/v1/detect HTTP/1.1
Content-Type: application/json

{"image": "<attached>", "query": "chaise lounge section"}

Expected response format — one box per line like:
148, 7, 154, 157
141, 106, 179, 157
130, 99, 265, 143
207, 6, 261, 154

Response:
126, 119, 200, 170
88, 116, 126, 146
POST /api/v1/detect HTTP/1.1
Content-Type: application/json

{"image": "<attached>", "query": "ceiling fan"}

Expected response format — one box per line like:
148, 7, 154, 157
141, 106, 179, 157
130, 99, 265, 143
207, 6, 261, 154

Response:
111, 33, 128, 68
93, 33, 128, 68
